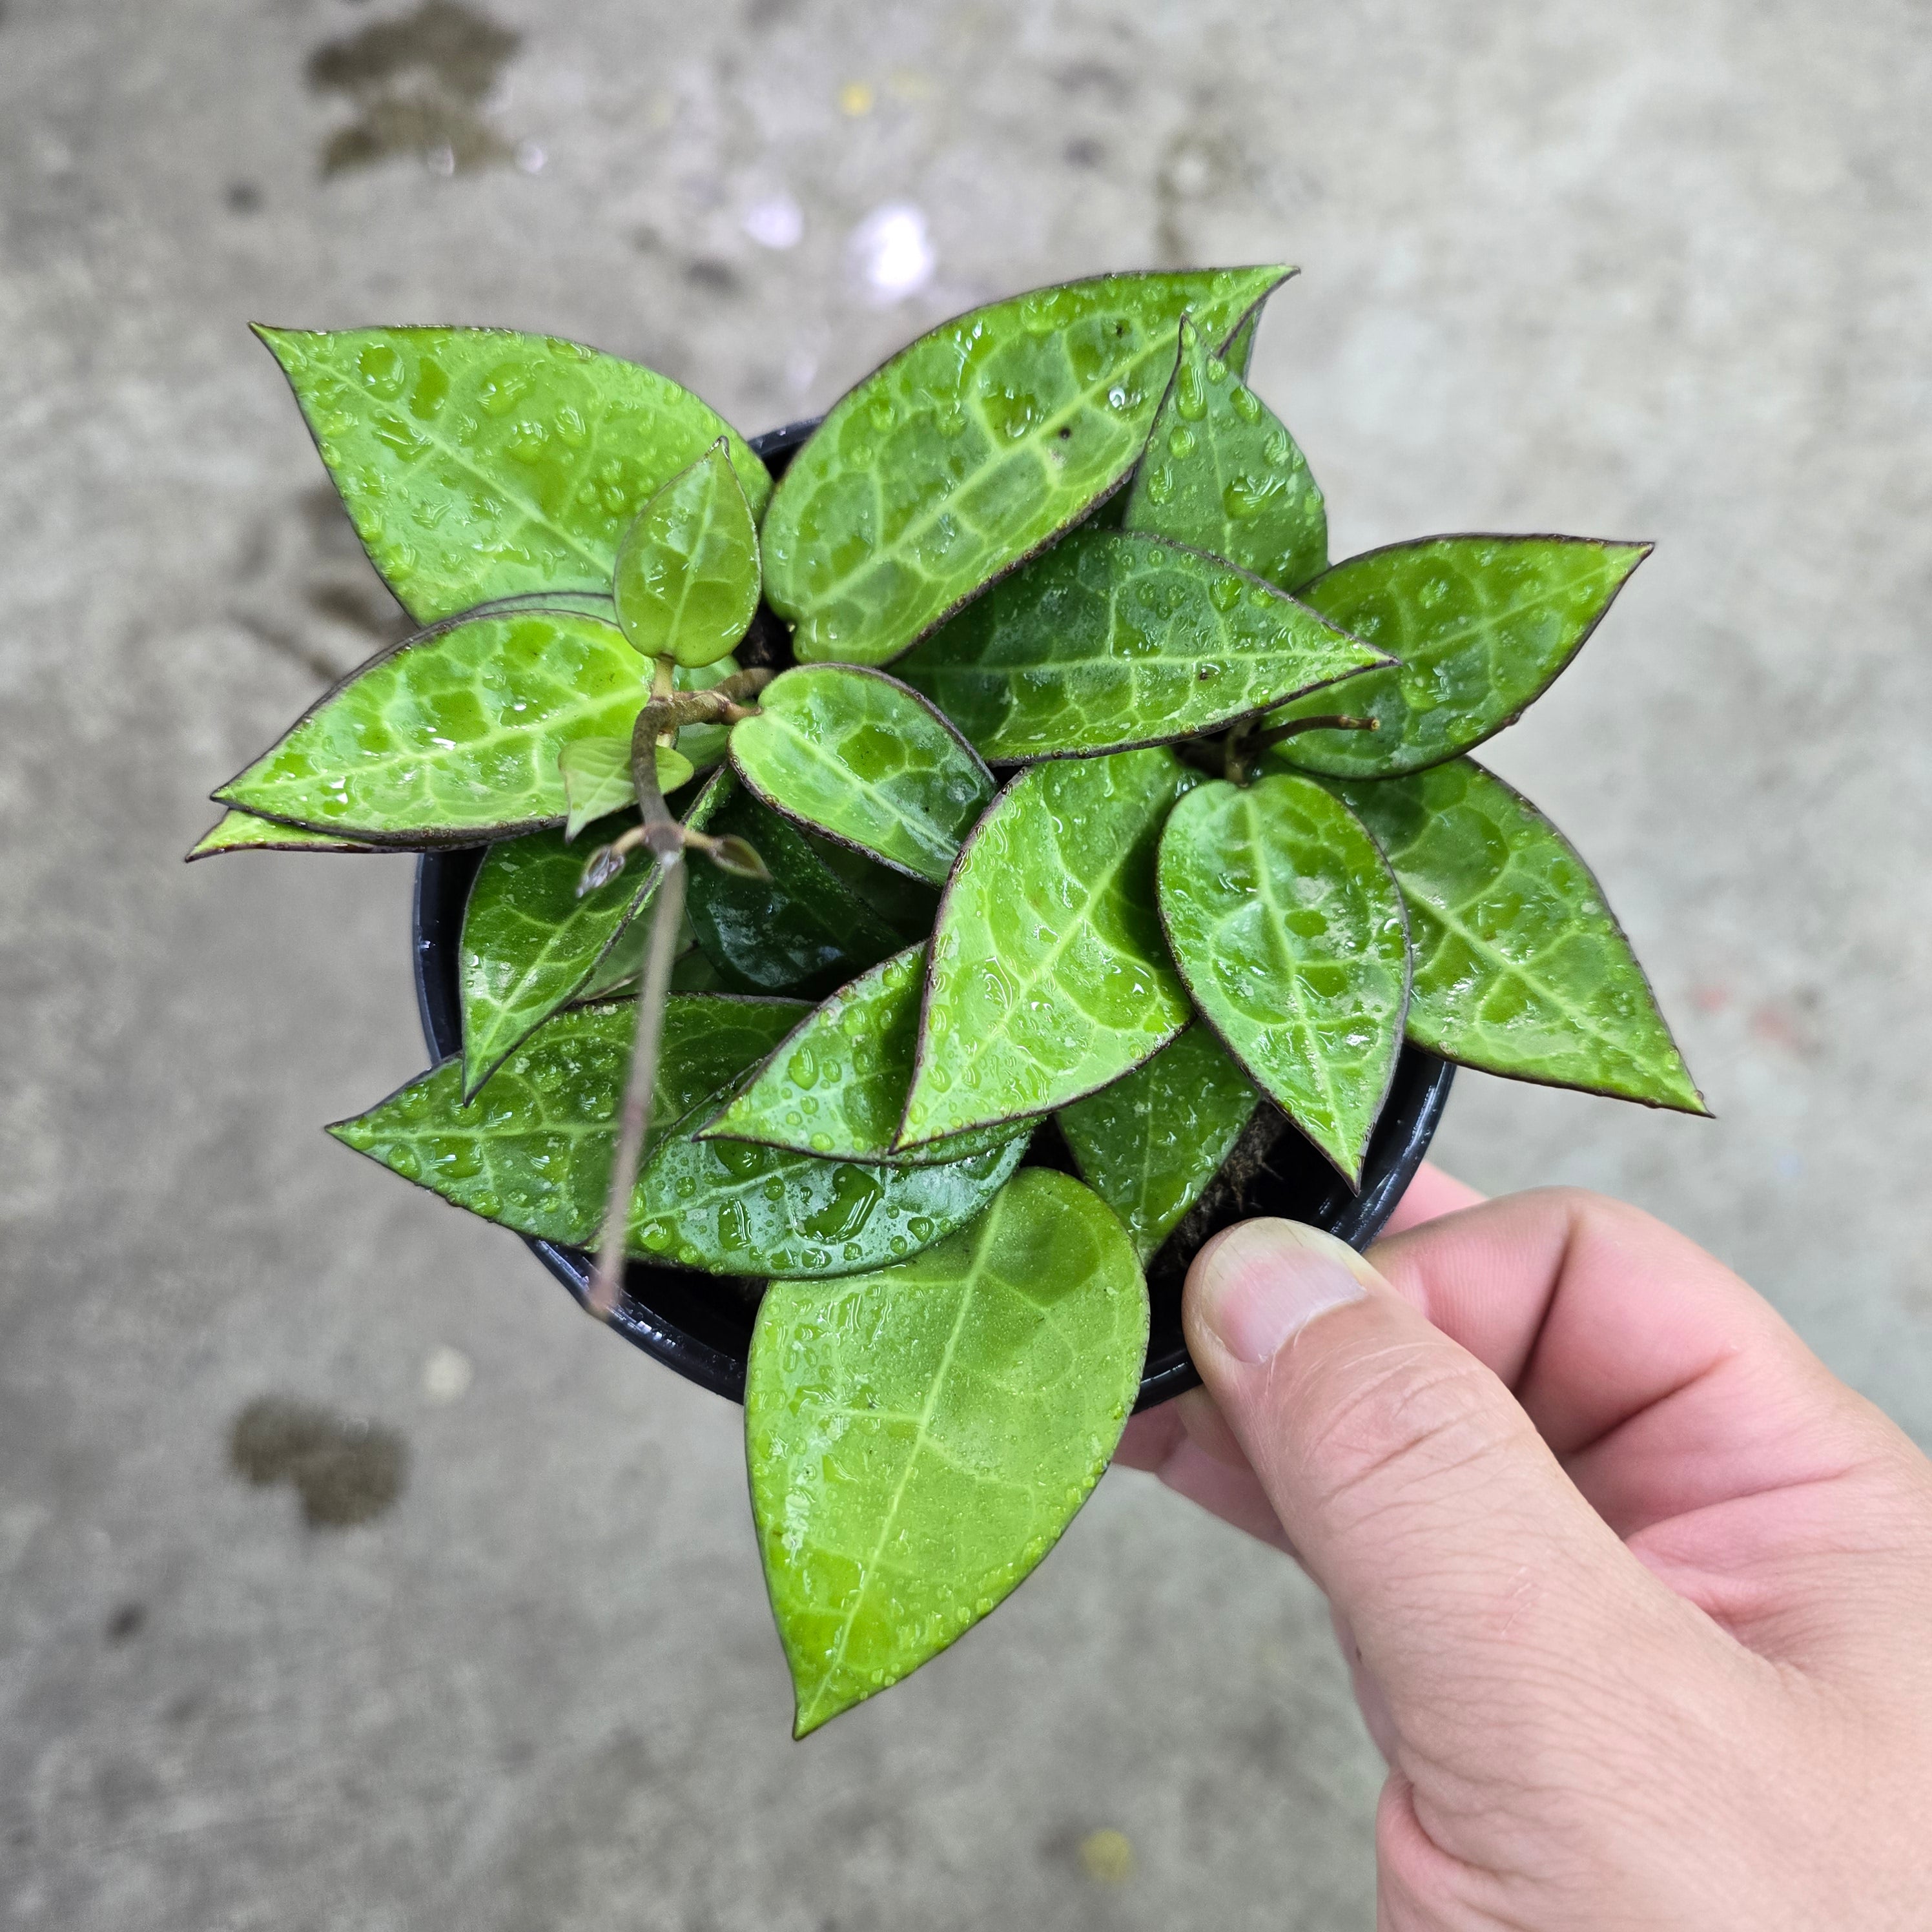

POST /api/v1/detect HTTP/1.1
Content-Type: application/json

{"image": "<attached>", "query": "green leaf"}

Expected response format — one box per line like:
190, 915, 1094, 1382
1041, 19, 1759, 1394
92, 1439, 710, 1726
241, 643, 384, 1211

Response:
613, 439, 761, 668
1058, 1025, 1259, 1261
457, 770, 730, 1096
1220, 300, 1261, 380
1157, 774, 1409, 1186
218, 611, 651, 842
746, 1168, 1147, 1736
701, 943, 1028, 1166
1266, 536, 1650, 778
684, 779, 927, 998
1120, 314, 1326, 592
558, 737, 694, 839
254, 326, 770, 624
761, 267, 1293, 667
185, 810, 378, 859
632, 1109, 1027, 1279
728, 667, 993, 885
894, 529, 1386, 763
903, 748, 1198, 1148
1333, 759, 1706, 1112
327, 994, 807, 1244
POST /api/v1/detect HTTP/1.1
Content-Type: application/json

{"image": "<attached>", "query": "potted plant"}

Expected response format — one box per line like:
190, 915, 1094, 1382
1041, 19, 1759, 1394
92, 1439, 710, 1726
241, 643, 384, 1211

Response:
195, 266, 1703, 1737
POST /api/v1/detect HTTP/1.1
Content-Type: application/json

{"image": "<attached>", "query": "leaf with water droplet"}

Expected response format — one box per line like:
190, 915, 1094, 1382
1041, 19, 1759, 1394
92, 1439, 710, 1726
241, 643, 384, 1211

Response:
1157, 774, 1410, 1186
703, 943, 1030, 1166
185, 810, 378, 859
729, 667, 994, 884
329, 993, 807, 1242
1058, 1025, 1259, 1260
903, 748, 1198, 1148
895, 529, 1386, 762
218, 611, 654, 842
558, 737, 694, 839
1331, 759, 1705, 1112
1121, 314, 1327, 592
613, 439, 761, 668
457, 772, 730, 1096
633, 1108, 1026, 1279
684, 777, 934, 998
1267, 537, 1650, 777
746, 1168, 1146, 1735
761, 268, 1293, 666
254, 326, 769, 623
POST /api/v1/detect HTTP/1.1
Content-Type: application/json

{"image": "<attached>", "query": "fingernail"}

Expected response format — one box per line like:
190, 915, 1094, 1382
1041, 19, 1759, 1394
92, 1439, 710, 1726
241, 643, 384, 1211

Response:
1192, 1220, 1367, 1364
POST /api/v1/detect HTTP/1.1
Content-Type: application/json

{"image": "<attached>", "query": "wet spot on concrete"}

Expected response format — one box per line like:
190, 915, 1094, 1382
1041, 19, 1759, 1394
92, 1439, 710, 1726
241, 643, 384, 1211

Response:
229, 1397, 406, 1528
306, 0, 520, 177
684, 257, 740, 294
226, 180, 263, 214
105, 1601, 147, 1643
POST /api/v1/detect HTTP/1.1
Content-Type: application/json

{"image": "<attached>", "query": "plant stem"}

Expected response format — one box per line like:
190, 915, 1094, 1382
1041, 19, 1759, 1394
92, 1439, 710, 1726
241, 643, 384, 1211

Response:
586, 850, 686, 1322
1248, 714, 1379, 752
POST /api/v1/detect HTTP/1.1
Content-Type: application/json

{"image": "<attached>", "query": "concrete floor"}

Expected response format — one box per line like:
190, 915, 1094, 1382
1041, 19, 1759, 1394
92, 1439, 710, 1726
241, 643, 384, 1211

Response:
3, 1, 1929, 1925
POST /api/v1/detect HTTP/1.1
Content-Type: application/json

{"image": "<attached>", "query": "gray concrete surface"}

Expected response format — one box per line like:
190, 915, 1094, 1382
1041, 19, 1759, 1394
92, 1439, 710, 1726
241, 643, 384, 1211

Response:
3, 1, 1929, 1925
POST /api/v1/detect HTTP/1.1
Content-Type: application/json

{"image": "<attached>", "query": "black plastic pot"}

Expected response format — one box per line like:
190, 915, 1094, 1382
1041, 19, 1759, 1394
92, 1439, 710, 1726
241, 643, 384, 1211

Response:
411, 419, 1455, 1411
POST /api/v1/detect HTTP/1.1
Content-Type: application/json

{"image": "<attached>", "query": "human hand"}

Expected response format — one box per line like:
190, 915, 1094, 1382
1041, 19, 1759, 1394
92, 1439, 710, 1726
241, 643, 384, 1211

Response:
1118, 1166, 1932, 1928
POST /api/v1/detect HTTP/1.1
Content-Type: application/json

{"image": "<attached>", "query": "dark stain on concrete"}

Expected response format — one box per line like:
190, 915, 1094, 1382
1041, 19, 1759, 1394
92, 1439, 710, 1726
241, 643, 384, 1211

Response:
684, 257, 740, 294
306, 0, 521, 176
105, 1601, 147, 1643
229, 1397, 406, 1528
226, 180, 263, 214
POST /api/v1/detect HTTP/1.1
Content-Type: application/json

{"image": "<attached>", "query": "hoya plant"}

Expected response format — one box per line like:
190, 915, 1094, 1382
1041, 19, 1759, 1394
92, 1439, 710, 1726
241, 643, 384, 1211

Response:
197, 267, 1703, 1736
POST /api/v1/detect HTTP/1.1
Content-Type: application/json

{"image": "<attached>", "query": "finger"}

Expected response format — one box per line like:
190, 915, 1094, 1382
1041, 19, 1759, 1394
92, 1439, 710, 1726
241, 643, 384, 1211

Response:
1379, 1160, 1485, 1237
1366, 1188, 1898, 1534
1183, 1218, 1703, 1721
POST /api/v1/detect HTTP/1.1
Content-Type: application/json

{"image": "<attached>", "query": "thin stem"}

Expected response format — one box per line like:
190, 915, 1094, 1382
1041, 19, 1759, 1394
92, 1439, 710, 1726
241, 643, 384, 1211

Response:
586, 851, 687, 1323
1249, 714, 1380, 752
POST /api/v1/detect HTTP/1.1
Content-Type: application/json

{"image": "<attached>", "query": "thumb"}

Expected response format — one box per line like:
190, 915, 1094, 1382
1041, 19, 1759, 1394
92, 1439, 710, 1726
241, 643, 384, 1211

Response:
1184, 1218, 1690, 1729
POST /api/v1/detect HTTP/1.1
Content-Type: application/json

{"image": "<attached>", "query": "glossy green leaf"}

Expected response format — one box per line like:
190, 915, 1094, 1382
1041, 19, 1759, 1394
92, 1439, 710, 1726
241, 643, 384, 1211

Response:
895, 529, 1386, 763
557, 737, 694, 839
632, 1111, 1027, 1280
1157, 774, 1409, 1186
457, 772, 730, 1096
1220, 302, 1260, 380
1333, 759, 1706, 1111
1058, 1025, 1259, 1261
762, 267, 1293, 667
903, 748, 1198, 1148
1267, 537, 1650, 778
746, 1167, 1147, 1736
684, 779, 925, 998
218, 612, 651, 842
254, 326, 770, 624
328, 994, 806, 1245
613, 440, 761, 668
577, 909, 719, 1005
1120, 314, 1326, 592
728, 667, 993, 885
703, 944, 1028, 1167
185, 810, 377, 859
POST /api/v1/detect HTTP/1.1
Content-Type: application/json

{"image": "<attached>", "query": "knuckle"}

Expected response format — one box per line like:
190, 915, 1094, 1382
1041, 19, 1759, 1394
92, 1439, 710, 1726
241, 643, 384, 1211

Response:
1293, 1341, 1519, 1529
